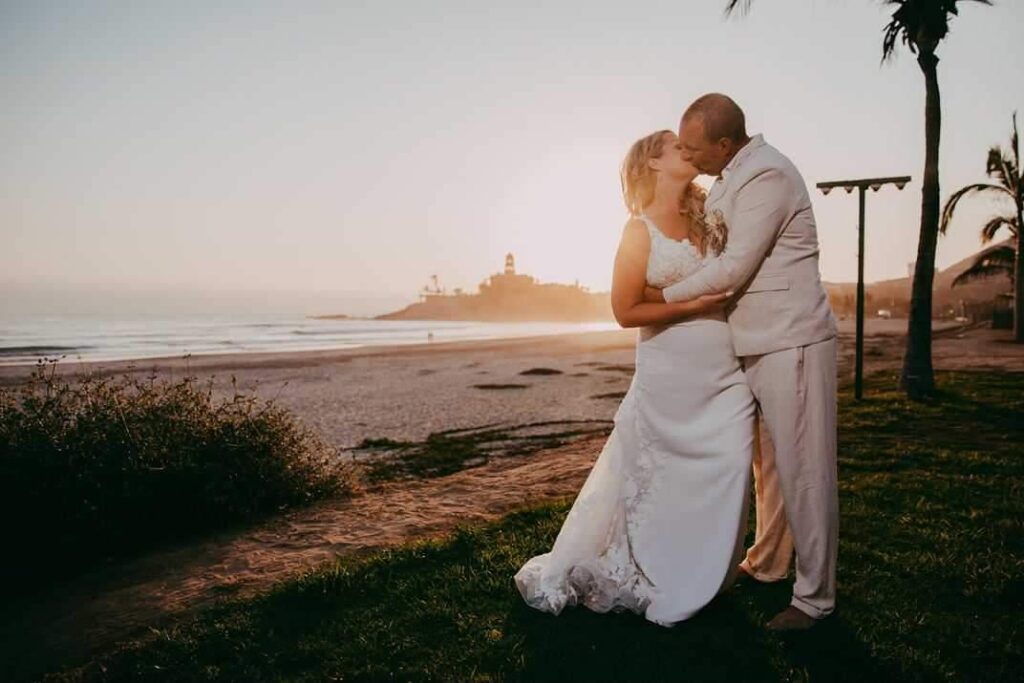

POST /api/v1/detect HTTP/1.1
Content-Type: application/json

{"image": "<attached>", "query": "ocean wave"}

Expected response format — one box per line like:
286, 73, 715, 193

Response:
0, 345, 86, 357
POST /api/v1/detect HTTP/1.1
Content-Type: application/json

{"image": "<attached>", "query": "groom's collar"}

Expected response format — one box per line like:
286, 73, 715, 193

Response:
717, 134, 765, 181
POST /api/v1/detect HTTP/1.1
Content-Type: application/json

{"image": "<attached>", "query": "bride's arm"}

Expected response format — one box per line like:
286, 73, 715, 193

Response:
611, 219, 730, 329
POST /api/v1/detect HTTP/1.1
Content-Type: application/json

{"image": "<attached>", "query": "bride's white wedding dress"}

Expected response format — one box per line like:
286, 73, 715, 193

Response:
513, 214, 757, 627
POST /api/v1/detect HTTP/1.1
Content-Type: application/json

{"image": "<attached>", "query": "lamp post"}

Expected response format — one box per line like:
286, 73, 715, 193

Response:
816, 176, 911, 400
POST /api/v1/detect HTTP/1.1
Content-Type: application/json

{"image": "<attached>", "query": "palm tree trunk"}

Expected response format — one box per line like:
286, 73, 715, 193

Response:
1015, 205, 1023, 342
901, 49, 941, 399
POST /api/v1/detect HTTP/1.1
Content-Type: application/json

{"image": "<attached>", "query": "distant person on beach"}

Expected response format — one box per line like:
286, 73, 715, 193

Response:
514, 94, 839, 632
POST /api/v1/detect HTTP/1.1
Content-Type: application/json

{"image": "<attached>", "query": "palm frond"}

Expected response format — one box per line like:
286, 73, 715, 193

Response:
881, 1, 912, 62
1012, 111, 1020, 176
1008, 155, 1021, 196
987, 114, 1024, 207
940, 182, 1013, 234
950, 0, 997, 15
1011, 112, 1023, 208
980, 214, 1018, 243
881, 0, 993, 63
954, 0, 996, 9
723, 0, 753, 17
951, 244, 1016, 287
985, 145, 1018, 192
953, 263, 1011, 287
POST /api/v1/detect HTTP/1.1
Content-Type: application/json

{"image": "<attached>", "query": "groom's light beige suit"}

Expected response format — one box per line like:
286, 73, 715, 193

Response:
662, 134, 840, 618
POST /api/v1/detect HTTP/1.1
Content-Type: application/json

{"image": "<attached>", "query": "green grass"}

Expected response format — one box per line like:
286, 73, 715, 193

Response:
354, 420, 612, 483
46, 371, 1024, 682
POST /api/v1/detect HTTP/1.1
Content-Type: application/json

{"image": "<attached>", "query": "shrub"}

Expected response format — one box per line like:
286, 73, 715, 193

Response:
0, 359, 359, 589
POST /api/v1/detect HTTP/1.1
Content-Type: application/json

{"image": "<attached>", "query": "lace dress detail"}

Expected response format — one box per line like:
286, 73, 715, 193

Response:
640, 214, 712, 289
513, 214, 755, 627
511, 424, 657, 618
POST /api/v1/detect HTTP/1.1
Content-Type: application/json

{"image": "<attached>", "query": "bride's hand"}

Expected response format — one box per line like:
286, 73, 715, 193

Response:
692, 291, 733, 313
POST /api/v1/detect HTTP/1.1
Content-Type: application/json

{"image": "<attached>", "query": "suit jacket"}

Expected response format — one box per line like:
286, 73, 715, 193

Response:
662, 134, 837, 357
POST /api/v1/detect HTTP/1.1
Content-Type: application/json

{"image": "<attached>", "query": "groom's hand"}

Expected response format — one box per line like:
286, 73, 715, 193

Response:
644, 286, 666, 303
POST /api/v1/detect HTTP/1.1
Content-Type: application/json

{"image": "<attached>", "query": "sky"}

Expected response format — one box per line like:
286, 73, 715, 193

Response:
1, 0, 1021, 316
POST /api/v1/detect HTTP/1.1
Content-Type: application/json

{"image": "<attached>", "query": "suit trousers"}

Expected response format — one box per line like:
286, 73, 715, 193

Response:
739, 336, 839, 618
739, 411, 795, 582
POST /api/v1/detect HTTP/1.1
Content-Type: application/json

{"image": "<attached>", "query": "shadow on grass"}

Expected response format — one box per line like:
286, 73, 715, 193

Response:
502, 505, 898, 683
506, 593, 779, 682
508, 598, 894, 683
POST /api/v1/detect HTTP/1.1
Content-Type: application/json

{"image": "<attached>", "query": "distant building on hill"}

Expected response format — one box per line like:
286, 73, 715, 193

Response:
376, 253, 612, 322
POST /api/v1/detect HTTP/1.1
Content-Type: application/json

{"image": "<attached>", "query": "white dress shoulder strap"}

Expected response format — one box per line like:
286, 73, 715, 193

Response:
637, 214, 659, 238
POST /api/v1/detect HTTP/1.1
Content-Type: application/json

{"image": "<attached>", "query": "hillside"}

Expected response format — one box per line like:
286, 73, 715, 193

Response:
826, 239, 1013, 319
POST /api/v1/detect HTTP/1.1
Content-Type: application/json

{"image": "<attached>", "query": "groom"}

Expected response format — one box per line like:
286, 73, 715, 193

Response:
646, 93, 839, 631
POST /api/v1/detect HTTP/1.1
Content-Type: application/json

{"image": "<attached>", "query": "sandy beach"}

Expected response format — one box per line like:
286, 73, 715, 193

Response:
0, 318, 1003, 454
1, 328, 640, 451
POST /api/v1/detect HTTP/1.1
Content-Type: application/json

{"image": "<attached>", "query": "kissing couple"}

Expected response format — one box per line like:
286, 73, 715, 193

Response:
514, 93, 840, 632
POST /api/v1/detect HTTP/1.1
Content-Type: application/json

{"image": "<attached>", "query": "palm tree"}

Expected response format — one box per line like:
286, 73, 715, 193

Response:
949, 243, 1014, 287
940, 113, 1022, 340
725, 0, 993, 400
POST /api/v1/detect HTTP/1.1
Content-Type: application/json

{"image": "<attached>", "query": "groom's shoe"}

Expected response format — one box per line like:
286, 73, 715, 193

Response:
766, 606, 818, 632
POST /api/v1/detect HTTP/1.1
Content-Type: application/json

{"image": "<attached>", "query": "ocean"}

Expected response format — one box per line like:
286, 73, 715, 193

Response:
0, 315, 620, 366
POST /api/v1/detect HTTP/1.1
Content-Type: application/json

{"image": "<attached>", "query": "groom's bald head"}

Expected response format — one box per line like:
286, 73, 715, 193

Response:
682, 94, 747, 144
678, 93, 750, 176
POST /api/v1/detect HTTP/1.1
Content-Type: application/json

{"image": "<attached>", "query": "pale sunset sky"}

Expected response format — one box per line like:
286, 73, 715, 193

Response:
2, 1, 1021, 316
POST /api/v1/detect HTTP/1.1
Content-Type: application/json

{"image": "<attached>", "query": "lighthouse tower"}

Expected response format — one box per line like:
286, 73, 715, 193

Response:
505, 253, 515, 275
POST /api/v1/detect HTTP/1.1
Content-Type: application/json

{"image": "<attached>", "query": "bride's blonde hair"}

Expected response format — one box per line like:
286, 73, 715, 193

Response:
619, 130, 725, 256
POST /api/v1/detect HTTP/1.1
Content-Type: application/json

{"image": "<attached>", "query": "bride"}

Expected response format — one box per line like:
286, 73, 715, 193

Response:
513, 130, 757, 626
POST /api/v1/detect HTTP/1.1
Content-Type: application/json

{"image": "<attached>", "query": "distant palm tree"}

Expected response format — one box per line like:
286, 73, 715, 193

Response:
949, 243, 1014, 286
725, 0, 993, 399
724, 0, 753, 12
940, 113, 1022, 340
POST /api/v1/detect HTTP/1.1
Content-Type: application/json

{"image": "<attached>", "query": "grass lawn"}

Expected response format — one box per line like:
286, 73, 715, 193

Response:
49, 371, 1024, 682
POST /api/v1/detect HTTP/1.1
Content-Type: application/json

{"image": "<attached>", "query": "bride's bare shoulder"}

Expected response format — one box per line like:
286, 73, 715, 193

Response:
621, 217, 649, 243
616, 217, 650, 264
